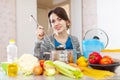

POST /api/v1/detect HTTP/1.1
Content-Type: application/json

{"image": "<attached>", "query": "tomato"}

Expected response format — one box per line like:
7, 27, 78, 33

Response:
99, 56, 113, 64
103, 56, 113, 63
33, 65, 43, 75
88, 52, 102, 64
39, 60, 45, 67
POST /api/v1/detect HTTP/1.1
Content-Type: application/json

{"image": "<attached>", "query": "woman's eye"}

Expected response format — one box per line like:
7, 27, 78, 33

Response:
51, 18, 62, 23
39, 27, 42, 29
51, 20, 55, 23
58, 18, 62, 21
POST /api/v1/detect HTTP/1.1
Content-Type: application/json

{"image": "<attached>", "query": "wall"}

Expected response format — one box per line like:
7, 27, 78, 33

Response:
16, 0, 37, 57
71, 0, 83, 53
0, 0, 37, 62
0, 0, 16, 62
82, 0, 97, 36
97, 0, 120, 49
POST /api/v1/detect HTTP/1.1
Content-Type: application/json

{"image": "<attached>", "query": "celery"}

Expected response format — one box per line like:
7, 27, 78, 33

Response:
44, 60, 56, 76
54, 61, 83, 79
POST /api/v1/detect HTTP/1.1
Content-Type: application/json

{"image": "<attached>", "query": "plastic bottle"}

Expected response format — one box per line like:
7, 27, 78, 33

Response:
8, 63, 18, 76
7, 39, 18, 63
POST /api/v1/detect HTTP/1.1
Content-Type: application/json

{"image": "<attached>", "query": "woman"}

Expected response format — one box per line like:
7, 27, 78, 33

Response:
34, 7, 81, 60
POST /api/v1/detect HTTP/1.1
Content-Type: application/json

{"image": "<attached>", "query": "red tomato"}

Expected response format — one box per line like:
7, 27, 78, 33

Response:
103, 56, 113, 63
39, 60, 45, 67
99, 56, 113, 65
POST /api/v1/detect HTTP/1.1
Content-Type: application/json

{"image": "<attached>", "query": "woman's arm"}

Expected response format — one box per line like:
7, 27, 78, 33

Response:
34, 25, 45, 60
70, 35, 82, 58
34, 35, 55, 60
34, 39, 44, 60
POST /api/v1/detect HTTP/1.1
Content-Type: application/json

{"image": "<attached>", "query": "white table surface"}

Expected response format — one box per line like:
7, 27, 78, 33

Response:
0, 67, 120, 80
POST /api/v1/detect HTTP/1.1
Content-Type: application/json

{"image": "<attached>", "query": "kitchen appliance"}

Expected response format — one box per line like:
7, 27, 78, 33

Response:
82, 28, 109, 58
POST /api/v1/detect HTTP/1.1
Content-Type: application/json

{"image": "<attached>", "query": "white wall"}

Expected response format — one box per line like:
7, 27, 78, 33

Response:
16, 0, 37, 56
0, 0, 16, 62
97, 0, 120, 49
70, 0, 83, 53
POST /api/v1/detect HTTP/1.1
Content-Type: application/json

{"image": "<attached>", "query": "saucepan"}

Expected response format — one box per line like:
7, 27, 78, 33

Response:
50, 50, 77, 63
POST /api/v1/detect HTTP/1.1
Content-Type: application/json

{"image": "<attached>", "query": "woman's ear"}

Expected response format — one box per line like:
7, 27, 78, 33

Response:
66, 20, 71, 29
66, 21, 70, 26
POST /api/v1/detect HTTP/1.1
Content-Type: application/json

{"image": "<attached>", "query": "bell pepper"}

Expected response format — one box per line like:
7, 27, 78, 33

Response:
77, 56, 88, 67
88, 52, 102, 64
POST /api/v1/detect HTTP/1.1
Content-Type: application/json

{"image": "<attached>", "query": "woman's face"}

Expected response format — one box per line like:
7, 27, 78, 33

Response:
49, 13, 67, 34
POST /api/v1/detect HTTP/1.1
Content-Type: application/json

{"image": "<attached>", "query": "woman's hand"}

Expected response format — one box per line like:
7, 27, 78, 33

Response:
36, 25, 45, 40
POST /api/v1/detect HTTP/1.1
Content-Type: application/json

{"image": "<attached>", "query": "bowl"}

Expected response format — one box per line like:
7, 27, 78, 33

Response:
89, 62, 120, 72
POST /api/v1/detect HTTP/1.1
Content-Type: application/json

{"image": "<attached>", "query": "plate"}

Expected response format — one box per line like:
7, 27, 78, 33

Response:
89, 62, 120, 72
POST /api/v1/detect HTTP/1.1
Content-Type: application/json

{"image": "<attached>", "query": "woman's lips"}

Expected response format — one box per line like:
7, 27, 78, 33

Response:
55, 26, 61, 30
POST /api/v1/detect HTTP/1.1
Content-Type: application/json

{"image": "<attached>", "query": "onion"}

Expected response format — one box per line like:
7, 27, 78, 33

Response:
33, 65, 43, 75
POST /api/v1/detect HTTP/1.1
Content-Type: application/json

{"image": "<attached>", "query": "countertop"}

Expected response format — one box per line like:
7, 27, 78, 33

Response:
0, 67, 120, 80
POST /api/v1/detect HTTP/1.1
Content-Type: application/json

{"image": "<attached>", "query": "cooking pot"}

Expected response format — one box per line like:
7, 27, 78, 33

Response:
50, 50, 77, 63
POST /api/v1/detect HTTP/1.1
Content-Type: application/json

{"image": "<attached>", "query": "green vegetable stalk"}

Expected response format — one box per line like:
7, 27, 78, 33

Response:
44, 60, 56, 76
54, 61, 83, 79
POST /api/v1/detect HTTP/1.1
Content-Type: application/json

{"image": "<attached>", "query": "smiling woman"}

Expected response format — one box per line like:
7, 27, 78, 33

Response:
34, 6, 81, 60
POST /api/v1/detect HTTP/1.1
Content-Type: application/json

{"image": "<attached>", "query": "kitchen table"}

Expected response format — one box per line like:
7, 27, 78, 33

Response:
0, 67, 120, 80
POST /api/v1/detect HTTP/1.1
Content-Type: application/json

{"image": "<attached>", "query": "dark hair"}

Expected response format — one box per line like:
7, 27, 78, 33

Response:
48, 7, 71, 29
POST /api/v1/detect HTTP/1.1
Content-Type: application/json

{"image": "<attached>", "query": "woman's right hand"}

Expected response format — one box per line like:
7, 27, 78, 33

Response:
36, 25, 45, 40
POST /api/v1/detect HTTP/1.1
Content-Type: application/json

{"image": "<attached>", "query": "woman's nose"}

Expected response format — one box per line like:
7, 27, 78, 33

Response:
54, 20, 59, 26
